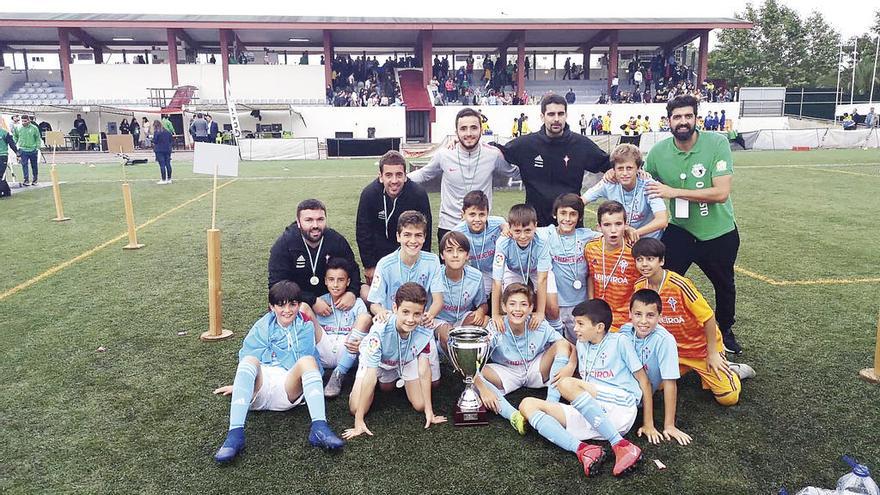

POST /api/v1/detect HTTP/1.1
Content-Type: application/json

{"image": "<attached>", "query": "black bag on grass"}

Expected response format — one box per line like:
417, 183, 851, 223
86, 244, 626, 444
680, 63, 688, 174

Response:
0, 179, 10, 198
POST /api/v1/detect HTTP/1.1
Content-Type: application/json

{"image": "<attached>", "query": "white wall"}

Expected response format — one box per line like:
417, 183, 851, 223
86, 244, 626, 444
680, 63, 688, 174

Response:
66, 64, 326, 102
431, 102, 741, 143
202, 107, 405, 140
228, 65, 325, 101
70, 64, 171, 101
178, 64, 223, 101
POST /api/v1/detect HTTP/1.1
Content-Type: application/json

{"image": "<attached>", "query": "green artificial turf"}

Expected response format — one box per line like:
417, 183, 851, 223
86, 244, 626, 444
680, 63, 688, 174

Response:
1, 149, 878, 494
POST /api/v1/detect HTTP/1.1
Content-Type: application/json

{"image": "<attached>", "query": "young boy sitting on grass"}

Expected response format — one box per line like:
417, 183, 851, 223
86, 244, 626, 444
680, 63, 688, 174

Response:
434, 231, 489, 355
632, 237, 753, 407
491, 203, 560, 333
318, 257, 374, 398
452, 190, 508, 298
474, 283, 575, 432
619, 289, 692, 445
344, 282, 447, 439
582, 143, 668, 239
212, 280, 345, 463
516, 299, 651, 478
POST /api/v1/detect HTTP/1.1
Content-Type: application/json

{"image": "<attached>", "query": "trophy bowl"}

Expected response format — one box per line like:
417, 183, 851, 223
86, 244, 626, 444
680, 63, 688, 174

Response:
447, 326, 492, 427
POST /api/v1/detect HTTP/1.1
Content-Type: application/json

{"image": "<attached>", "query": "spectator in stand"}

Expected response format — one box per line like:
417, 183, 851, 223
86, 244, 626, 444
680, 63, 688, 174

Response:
866, 107, 876, 128
610, 75, 619, 101
658, 116, 670, 132
842, 113, 856, 130
120, 118, 130, 135
563, 57, 572, 80
151, 120, 173, 184
633, 67, 643, 91
565, 88, 576, 104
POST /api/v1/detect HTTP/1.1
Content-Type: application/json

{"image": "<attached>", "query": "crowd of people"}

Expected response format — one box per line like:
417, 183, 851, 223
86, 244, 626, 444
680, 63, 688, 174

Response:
327, 54, 405, 107
209, 95, 753, 485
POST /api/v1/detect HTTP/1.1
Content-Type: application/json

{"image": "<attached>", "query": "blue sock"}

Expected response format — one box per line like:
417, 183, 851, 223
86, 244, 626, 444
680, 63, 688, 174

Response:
571, 391, 623, 445
335, 330, 366, 375
546, 354, 569, 403
480, 378, 516, 420
229, 360, 259, 430
301, 369, 326, 422
529, 410, 580, 454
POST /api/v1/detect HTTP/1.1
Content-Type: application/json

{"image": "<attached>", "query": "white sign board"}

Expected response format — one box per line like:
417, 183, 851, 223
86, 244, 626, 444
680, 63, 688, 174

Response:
226, 82, 242, 139
193, 142, 240, 177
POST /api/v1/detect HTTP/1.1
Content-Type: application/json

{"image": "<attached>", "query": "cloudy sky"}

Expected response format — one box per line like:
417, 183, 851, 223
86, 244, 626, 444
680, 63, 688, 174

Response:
5, 0, 878, 40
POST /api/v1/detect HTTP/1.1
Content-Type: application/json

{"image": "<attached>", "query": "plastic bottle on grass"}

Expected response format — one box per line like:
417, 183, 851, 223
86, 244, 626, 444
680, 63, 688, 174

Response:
794, 488, 836, 495
836, 456, 879, 495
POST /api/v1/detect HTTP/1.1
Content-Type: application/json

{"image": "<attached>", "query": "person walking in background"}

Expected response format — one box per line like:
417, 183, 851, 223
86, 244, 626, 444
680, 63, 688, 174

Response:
129, 118, 140, 149
152, 120, 173, 185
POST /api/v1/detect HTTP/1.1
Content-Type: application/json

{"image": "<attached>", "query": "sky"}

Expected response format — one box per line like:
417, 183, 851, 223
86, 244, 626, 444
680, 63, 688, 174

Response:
4, 0, 878, 41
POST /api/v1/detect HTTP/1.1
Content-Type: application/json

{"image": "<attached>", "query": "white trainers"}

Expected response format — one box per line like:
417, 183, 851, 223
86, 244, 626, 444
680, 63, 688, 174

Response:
156, 179, 166, 185
729, 362, 756, 380
166, 179, 172, 184
324, 370, 344, 398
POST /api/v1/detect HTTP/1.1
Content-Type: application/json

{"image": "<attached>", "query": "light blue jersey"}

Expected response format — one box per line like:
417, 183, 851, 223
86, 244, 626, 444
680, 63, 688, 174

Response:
437, 265, 486, 323
576, 332, 643, 406
582, 177, 667, 239
367, 249, 445, 309
541, 226, 601, 307
359, 315, 434, 370
487, 317, 561, 367
314, 294, 368, 337
452, 216, 506, 276
618, 323, 680, 392
239, 311, 321, 372
491, 230, 552, 283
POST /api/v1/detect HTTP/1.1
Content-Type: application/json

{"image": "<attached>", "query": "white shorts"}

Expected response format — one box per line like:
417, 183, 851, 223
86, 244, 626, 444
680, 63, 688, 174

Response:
355, 344, 440, 384
559, 305, 576, 343
435, 310, 474, 330
561, 386, 637, 440
250, 365, 305, 412
502, 267, 558, 294
316, 332, 352, 369
479, 272, 493, 300
485, 357, 547, 394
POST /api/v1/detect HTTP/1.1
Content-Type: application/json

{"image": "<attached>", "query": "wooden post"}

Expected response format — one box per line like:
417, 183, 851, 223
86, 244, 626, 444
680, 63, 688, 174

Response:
49, 147, 70, 222
200, 228, 233, 341
121, 182, 144, 250
859, 310, 880, 384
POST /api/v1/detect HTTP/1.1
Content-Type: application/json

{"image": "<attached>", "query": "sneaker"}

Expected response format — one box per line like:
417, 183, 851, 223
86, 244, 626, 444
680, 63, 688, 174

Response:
214, 427, 246, 463
509, 411, 528, 436
22, 179, 30, 187
611, 439, 642, 476
324, 370, 344, 398
722, 331, 743, 355
30, 179, 38, 186
166, 178, 172, 184
156, 180, 166, 185
308, 420, 345, 450
576, 443, 607, 477
729, 362, 756, 380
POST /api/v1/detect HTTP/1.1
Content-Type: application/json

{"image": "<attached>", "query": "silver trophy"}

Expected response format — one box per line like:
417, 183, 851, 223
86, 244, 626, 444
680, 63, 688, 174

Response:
448, 326, 492, 426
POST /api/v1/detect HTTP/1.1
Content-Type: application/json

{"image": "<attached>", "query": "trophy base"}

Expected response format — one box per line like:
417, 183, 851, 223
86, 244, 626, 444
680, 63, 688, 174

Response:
453, 404, 489, 427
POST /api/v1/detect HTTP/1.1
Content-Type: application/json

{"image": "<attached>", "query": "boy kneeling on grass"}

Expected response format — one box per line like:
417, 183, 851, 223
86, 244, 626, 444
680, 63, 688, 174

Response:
516, 299, 650, 478
632, 238, 754, 407
344, 282, 446, 439
212, 280, 345, 463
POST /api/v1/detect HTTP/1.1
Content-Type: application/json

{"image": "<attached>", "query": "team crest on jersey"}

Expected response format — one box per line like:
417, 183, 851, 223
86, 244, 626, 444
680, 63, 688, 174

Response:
640, 346, 652, 362
598, 351, 608, 367
691, 163, 706, 178
666, 297, 678, 312
296, 255, 306, 269
619, 259, 629, 274
367, 335, 381, 355
528, 342, 537, 359
493, 253, 505, 268
370, 273, 382, 290
716, 160, 728, 172
534, 154, 544, 168
418, 273, 428, 284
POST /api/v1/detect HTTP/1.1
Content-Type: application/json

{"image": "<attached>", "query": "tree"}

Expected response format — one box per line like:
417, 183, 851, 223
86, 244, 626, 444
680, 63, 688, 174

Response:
709, 0, 840, 88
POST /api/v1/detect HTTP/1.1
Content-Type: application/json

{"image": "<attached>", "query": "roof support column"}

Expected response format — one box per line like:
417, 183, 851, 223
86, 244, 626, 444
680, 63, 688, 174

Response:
323, 30, 333, 90
608, 30, 619, 95
219, 29, 230, 99
420, 30, 432, 87
94, 46, 104, 64
516, 31, 525, 100
697, 29, 709, 84
582, 45, 592, 80
57, 28, 73, 101
167, 28, 179, 87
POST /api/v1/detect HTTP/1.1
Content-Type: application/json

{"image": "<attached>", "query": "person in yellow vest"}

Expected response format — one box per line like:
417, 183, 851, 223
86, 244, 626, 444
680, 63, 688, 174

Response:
520, 115, 530, 135
635, 115, 645, 134
641, 116, 652, 133
601, 111, 612, 135
511, 118, 520, 137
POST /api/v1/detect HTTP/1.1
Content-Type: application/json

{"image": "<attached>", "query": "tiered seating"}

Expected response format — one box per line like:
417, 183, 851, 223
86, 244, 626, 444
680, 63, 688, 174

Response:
1, 80, 69, 105
525, 79, 636, 103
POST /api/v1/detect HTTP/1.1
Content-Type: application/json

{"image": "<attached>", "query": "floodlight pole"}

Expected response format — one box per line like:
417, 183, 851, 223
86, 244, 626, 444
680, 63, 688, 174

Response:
870, 35, 879, 105
850, 41, 857, 106
835, 43, 843, 107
